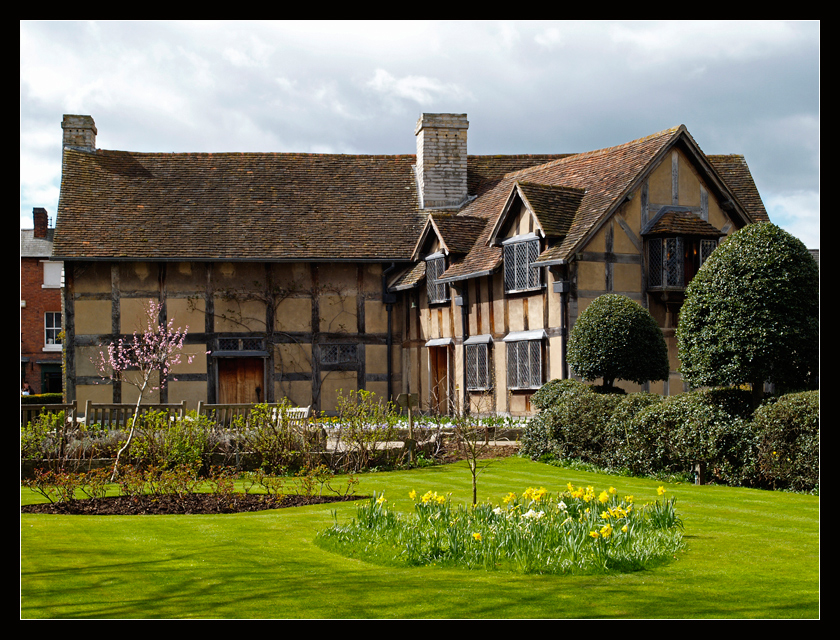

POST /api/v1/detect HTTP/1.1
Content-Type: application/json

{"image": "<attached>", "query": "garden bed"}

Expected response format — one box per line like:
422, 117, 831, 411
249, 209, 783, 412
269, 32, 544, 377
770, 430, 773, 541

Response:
20, 492, 364, 516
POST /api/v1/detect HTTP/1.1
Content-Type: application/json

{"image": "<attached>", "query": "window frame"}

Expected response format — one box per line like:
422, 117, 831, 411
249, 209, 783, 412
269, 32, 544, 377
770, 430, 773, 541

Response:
465, 335, 493, 391
425, 253, 449, 304
44, 311, 62, 350
502, 235, 542, 294
648, 236, 718, 289
320, 343, 359, 366
504, 335, 544, 391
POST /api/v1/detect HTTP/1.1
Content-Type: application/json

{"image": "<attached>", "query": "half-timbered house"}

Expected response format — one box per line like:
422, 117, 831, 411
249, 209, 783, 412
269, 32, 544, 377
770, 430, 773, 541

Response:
52, 113, 769, 416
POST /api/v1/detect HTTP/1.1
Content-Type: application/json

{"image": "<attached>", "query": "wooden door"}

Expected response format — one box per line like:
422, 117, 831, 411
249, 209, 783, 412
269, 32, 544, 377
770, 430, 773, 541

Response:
429, 346, 450, 415
218, 357, 265, 404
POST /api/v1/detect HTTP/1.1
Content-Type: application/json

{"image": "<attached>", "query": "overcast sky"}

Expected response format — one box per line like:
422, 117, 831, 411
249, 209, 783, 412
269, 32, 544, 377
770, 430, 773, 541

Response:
20, 20, 820, 249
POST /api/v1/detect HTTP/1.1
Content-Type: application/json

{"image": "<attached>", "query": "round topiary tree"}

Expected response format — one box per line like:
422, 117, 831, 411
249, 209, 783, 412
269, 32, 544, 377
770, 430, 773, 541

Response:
567, 293, 669, 391
676, 223, 819, 406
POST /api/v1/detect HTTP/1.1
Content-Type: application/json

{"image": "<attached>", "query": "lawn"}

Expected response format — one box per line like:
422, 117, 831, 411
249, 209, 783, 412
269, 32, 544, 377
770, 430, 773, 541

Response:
20, 456, 819, 619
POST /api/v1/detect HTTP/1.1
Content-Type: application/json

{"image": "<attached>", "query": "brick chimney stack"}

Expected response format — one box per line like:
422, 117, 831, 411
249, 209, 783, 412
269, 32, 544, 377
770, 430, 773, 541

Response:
61, 114, 97, 151
33, 207, 48, 238
414, 113, 469, 209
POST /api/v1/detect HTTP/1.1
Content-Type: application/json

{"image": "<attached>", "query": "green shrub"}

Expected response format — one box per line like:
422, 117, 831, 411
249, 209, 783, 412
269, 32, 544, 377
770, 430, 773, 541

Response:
530, 378, 591, 411
128, 410, 211, 471
677, 222, 819, 398
20, 393, 64, 405
332, 390, 402, 472
231, 400, 312, 474
624, 392, 756, 484
753, 391, 819, 492
521, 380, 594, 459
567, 294, 669, 390
21, 411, 66, 462
521, 381, 622, 465
601, 393, 664, 474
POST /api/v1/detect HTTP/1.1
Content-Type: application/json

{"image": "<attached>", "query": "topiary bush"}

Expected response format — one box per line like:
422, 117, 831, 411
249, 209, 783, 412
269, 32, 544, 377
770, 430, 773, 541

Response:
753, 390, 819, 492
567, 294, 669, 391
677, 222, 819, 403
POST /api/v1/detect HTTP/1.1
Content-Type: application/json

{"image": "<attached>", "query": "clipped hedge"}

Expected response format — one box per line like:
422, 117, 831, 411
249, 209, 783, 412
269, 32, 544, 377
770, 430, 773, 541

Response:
523, 380, 818, 490
754, 390, 819, 492
622, 393, 756, 485
20, 393, 64, 405
521, 381, 623, 464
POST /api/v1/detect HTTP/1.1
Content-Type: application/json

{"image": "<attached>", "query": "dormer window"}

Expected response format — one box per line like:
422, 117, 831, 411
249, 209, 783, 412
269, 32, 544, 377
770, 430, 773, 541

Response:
503, 235, 541, 293
426, 253, 449, 304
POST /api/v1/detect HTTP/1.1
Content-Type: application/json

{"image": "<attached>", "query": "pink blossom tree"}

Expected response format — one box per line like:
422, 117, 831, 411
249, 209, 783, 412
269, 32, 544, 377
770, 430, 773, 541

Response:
95, 300, 198, 480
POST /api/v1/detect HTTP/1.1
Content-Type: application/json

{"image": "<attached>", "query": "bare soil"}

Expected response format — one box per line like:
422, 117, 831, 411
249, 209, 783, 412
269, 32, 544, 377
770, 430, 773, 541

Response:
21, 441, 520, 516
20, 492, 363, 516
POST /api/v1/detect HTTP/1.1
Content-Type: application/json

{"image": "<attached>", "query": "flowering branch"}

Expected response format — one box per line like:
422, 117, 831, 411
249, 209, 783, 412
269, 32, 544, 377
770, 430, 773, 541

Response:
95, 300, 197, 480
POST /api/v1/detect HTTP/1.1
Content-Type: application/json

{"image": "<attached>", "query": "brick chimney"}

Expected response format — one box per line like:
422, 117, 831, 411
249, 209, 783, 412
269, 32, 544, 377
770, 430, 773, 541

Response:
414, 113, 469, 209
61, 114, 97, 151
33, 207, 48, 238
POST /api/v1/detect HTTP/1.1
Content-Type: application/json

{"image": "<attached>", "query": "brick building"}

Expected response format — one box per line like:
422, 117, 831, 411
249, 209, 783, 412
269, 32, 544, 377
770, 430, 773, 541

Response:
21, 207, 63, 394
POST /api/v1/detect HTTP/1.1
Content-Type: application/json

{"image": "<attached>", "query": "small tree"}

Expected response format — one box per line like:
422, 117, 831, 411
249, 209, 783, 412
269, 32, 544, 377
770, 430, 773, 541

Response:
676, 223, 819, 406
567, 294, 669, 391
95, 300, 198, 480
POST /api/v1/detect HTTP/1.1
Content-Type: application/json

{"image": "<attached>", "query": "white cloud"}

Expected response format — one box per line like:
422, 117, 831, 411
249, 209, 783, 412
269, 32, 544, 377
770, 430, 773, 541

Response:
367, 68, 472, 105
765, 190, 820, 249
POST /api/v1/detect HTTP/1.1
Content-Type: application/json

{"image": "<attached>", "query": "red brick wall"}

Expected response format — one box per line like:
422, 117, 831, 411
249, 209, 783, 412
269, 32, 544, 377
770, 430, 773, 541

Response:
20, 257, 63, 395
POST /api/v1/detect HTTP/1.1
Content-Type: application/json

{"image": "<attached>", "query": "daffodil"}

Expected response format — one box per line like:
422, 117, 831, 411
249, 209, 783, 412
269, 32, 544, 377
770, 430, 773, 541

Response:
472, 532, 482, 542
598, 490, 609, 503
600, 523, 613, 538
657, 486, 667, 496
409, 489, 416, 500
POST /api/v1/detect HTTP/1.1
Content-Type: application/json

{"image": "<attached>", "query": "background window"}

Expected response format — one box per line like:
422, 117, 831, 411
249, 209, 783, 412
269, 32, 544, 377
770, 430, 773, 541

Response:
44, 312, 62, 347
321, 344, 358, 365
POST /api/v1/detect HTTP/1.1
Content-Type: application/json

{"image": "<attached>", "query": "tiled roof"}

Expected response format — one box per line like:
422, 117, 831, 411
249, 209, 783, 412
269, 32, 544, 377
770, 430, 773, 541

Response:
707, 154, 770, 223
54, 149, 568, 263
516, 182, 584, 238
444, 127, 683, 278
54, 127, 769, 283
644, 210, 726, 237
55, 149, 426, 262
429, 213, 486, 254
20, 228, 55, 258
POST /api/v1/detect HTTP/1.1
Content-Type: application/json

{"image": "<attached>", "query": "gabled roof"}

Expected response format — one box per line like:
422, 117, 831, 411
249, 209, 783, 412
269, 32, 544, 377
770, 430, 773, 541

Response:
412, 212, 486, 260
441, 125, 768, 279
54, 149, 426, 262
487, 181, 584, 247
54, 147, 567, 264
442, 126, 685, 280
